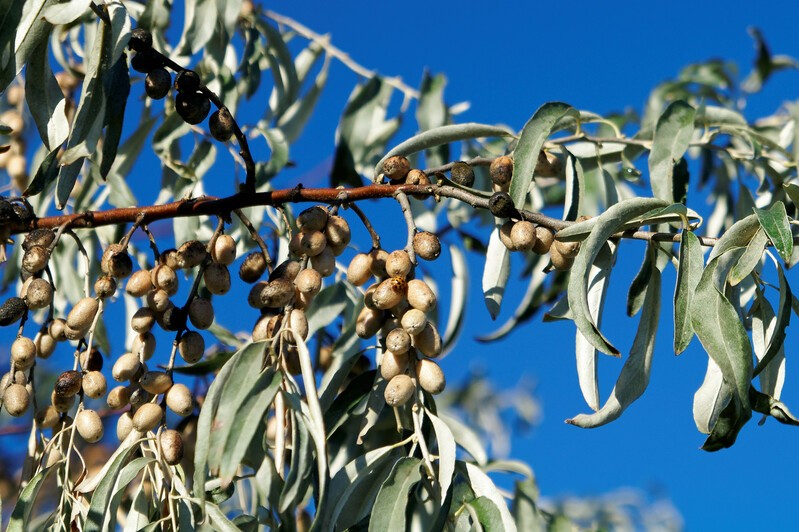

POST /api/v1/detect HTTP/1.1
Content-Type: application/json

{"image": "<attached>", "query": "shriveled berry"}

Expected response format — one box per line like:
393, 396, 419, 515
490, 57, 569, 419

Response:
209, 108, 235, 141
79, 348, 104, 371
22, 229, 55, 251
22, 245, 49, 273
94, 275, 117, 299
383, 155, 411, 182
489, 156, 513, 187
413, 232, 441, 261
535, 150, 562, 177
25, 278, 53, 309
0, 297, 27, 326
145, 68, 171, 99
260, 278, 295, 308
488, 191, 517, 219
384, 374, 415, 407
128, 28, 153, 52
103, 245, 133, 278
450, 161, 475, 187
406, 169, 430, 186
269, 259, 301, 282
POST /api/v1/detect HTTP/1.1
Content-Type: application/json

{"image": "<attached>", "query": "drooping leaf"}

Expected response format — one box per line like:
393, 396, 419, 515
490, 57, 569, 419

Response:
442, 244, 468, 355
90, 457, 155, 532
482, 222, 511, 319
627, 246, 654, 318
750, 388, 799, 426
728, 228, 767, 286
509, 102, 577, 208
754, 201, 793, 263
753, 256, 791, 378
84, 443, 147, 532
674, 231, 704, 353
693, 358, 731, 434
649, 100, 695, 203
416, 71, 450, 168
99, 56, 131, 179
7, 465, 57, 532
428, 410, 456, 505
24, 32, 69, 151
561, 147, 584, 222
369, 457, 423, 531
461, 462, 516, 532
751, 288, 786, 417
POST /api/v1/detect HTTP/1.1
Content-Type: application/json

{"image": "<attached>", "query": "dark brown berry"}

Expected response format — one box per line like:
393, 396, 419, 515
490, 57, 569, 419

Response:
239, 252, 267, 283
145, 68, 171, 99
130, 50, 161, 74
383, 155, 411, 182
162, 306, 187, 331
489, 191, 517, 219
175, 91, 210, 125
22, 229, 55, 251
209, 108, 235, 142
0, 297, 27, 326
128, 28, 153, 52
489, 156, 513, 187
174, 70, 201, 94
54, 370, 82, 398
450, 161, 475, 187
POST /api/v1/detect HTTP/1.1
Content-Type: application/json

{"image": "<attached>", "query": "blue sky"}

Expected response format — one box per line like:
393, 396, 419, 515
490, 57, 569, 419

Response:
3, 1, 799, 529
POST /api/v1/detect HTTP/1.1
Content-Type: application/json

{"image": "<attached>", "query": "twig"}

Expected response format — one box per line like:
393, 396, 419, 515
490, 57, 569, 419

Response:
88, 2, 111, 25
233, 208, 272, 267
346, 201, 381, 250
393, 190, 416, 263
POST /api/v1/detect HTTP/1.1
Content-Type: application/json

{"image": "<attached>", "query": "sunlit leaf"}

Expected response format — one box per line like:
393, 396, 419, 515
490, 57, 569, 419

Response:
649, 100, 695, 203
369, 457, 423, 531
482, 222, 511, 319
754, 202, 793, 263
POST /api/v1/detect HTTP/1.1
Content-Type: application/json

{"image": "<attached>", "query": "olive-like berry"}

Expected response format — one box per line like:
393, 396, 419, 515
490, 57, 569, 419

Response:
145, 68, 171, 100
383, 155, 411, 182
147, 289, 171, 312
533, 226, 555, 254
413, 232, 441, 261
25, 278, 53, 309
413, 322, 443, 358
103, 245, 134, 279
160, 429, 184, 465
372, 277, 407, 310
166, 383, 194, 416
239, 251, 267, 283
178, 331, 205, 364
489, 156, 513, 187
162, 306, 187, 331
400, 308, 427, 335
82, 371, 107, 399
386, 250, 412, 278
140, 371, 173, 394
127, 270, 154, 297
131, 307, 157, 333
107, 386, 131, 410
4, 384, 30, 416
488, 191, 517, 219
416, 359, 446, 394
406, 169, 430, 186
151, 264, 178, 294
356, 307, 384, 339
175, 91, 211, 125
51, 390, 75, 413
131, 332, 157, 360
510, 221, 537, 252
36, 333, 57, 359
384, 374, 415, 407
535, 150, 562, 177
76, 409, 104, 443
300, 231, 327, 257
22, 245, 49, 273
0, 297, 27, 326
79, 348, 104, 371
22, 229, 55, 251
11, 337, 37, 370
450, 161, 475, 187
369, 249, 389, 278
406, 279, 436, 312
259, 278, 295, 308
380, 351, 408, 380
130, 49, 162, 74
209, 108, 235, 141
294, 268, 322, 296
35, 405, 60, 429
49, 318, 67, 341
133, 403, 163, 432
499, 221, 516, 251
67, 297, 100, 333
211, 234, 237, 265
128, 28, 153, 52
54, 370, 82, 398
188, 298, 214, 329
112, 353, 142, 382
298, 206, 329, 233
94, 275, 117, 299
174, 70, 201, 94
117, 412, 134, 441
549, 244, 574, 271
386, 328, 411, 354
204, 263, 231, 295
177, 240, 207, 268
347, 253, 373, 286
310, 246, 336, 277
553, 239, 580, 259
325, 215, 351, 253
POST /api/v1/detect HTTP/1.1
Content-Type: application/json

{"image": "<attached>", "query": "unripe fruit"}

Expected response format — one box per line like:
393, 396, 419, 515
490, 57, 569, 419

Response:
553, 239, 580, 259
112, 353, 141, 382
384, 374, 415, 407
133, 403, 163, 432
407, 279, 436, 312
204, 263, 231, 295
79, 348, 104, 371
0, 371, 26, 393
209, 108, 235, 142
160, 429, 184, 465
413, 232, 441, 261
413, 322, 442, 358
0, 297, 27, 326
51, 390, 75, 413
35, 405, 60, 429
356, 307, 384, 339
347, 253, 373, 286
127, 270, 154, 297
24, 278, 53, 309
489, 156, 513, 187
132, 332, 156, 360
386, 328, 411, 354
372, 277, 407, 310
533, 226, 555, 254
166, 383, 193, 416
450, 161, 475, 187
35, 333, 56, 358
300, 231, 327, 257
294, 268, 322, 296
107, 386, 131, 409
49, 318, 66, 341
145, 68, 171, 99
310, 246, 336, 277
4, 384, 29, 416
400, 308, 427, 335
489, 191, 517, 219
22, 245, 49, 273
549, 244, 574, 271
298, 206, 329, 233
140, 371, 173, 395
188, 298, 214, 329
535, 150, 562, 177
406, 169, 430, 186
260, 278, 295, 308
174, 70, 200, 93
386, 250, 412, 278
212, 234, 237, 265
177, 240, 207, 269
103, 245, 134, 279
383, 155, 411, 182
510, 221, 537, 251
239, 251, 268, 283
499, 221, 516, 251
11, 336, 36, 369
64, 324, 85, 341
53, 370, 82, 398
325, 215, 351, 250
380, 351, 408, 380
151, 264, 178, 294
175, 91, 210, 125
131, 307, 156, 333
117, 411, 134, 441
67, 297, 99, 333
76, 409, 104, 443
94, 275, 117, 299
369, 249, 389, 278
416, 359, 446, 394
82, 371, 107, 399
178, 331, 205, 364
147, 289, 171, 312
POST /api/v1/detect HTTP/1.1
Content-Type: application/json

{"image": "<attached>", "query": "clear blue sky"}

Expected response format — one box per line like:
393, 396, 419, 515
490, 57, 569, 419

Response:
265, 1, 799, 529
3, 1, 798, 529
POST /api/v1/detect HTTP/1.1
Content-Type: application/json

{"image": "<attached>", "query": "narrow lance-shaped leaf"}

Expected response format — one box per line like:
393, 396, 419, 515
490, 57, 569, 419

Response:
427, 410, 456, 505
25, 32, 69, 151
462, 462, 517, 532
482, 222, 511, 319
674, 230, 703, 354
753, 254, 791, 377
754, 202, 793, 263
649, 100, 695, 203
561, 147, 584, 221
7, 465, 57, 532
568, 243, 661, 428
728, 228, 767, 286
751, 288, 786, 415
416, 71, 450, 168
509, 102, 577, 207
693, 358, 731, 434
442, 244, 468, 355
567, 197, 668, 356
369, 457, 423, 531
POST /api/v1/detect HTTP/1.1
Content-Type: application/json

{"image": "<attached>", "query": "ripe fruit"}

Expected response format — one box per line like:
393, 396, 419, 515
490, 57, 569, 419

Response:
386, 328, 411, 354
450, 161, 475, 187
499, 221, 516, 251
553, 239, 580, 259
489, 156, 513, 187
76, 409, 104, 442
347, 253, 373, 286
24, 278, 53, 309
239, 251, 268, 283
35, 333, 56, 358
166, 383, 193, 416
310, 246, 336, 277
67, 297, 100, 333
4, 384, 29, 416
140, 371, 173, 395
413, 232, 441, 261
406, 279, 436, 312
127, 270, 154, 297
107, 386, 131, 409
297, 206, 329, 233
131, 307, 156, 333
160, 429, 184, 465
174, 70, 201, 94
102, 245, 134, 278
35, 405, 60, 429
488, 191, 517, 219
416, 359, 446, 394
372, 278, 407, 310
412, 322, 442, 358
22, 245, 49, 273
209, 108, 235, 142
0, 297, 27, 326
533, 226, 555, 254
175, 91, 211, 125
151, 264, 178, 294
356, 307, 384, 339
294, 268, 322, 296
188, 298, 214, 329
380, 351, 408, 380
161, 306, 187, 331
300, 231, 327, 257
400, 308, 427, 335
535, 150, 562, 177
269, 260, 301, 282
133, 403, 163, 432
82, 371, 107, 399
212, 234, 237, 265
145, 68, 171, 99
178, 331, 205, 363
177, 240, 207, 268
203, 263, 231, 294
549, 244, 574, 271
22, 229, 56, 251
406, 169, 430, 186
117, 412, 134, 441
386, 250, 412, 278
384, 374, 415, 407
11, 337, 36, 369
369, 249, 389, 278
325, 216, 351, 251
51, 390, 75, 413
128, 28, 153, 52
94, 275, 117, 299
132, 332, 156, 360
510, 221, 537, 251
112, 352, 142, 382
383, 155, 411, 182
130, 50, 161, 73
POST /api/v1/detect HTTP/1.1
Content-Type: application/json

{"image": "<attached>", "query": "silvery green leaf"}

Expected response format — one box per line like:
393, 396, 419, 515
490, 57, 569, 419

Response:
567, 197, 668, 356
100, 56, 130, 179
751, 288, 786, 413
674, 231, 703, 353
750, 388, 799, 426
707, 214, 760, 261
24, 147, 59, 197
561, 148, 584, 221
305, 282, 348, 338
695, 105, 747, 127
42, 0, 90, 24
555, 202, 699, 242
627, 247, 653, 318
319, 319, 362, 411
7, 465, 57, 532
509, 102, 577, 208
754, 202, 793, 262
753, 255, 791, 378
175, 0, 218, 55
24, 34, 68, 150
427, 410, 456, 505
442, 244, 467, 355
728, 228, 767, 286
649, 100, 695, 203
278, 405, 313, 513
122, 485, 151, 532
88, 456, 154, 532
416, 71, 450, 169
439, 412, 488, 466
205, 502, 242, 532
461, 462, 516, 532
482, 222, 511, 319
375, 123, 513, 179
278, 56, 329, 143
567, 243, 660, 428
369, 457, 423, 531
464, 497, 504, 531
